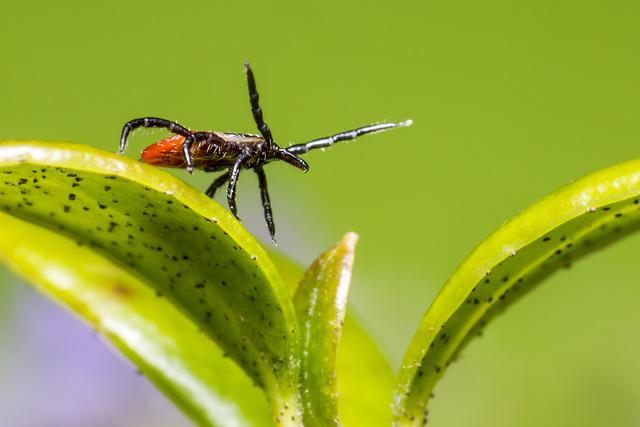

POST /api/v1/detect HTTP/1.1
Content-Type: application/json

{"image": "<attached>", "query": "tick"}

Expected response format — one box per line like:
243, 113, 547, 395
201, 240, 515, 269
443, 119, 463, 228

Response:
118, 62, 412, 241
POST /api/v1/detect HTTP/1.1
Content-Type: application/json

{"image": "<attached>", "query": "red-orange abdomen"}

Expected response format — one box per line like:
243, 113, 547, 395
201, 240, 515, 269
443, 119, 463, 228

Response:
140, 134, 187, 168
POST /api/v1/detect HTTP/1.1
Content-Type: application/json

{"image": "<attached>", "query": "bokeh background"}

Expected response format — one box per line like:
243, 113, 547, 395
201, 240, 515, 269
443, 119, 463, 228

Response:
2, 1, 640, 426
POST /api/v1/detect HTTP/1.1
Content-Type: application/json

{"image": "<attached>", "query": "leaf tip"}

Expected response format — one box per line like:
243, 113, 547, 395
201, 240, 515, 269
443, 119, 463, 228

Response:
340, 232, 359, 252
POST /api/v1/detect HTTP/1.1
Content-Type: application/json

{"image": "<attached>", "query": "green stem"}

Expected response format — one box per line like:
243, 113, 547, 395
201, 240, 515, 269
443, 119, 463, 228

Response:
271, 391, 304, 427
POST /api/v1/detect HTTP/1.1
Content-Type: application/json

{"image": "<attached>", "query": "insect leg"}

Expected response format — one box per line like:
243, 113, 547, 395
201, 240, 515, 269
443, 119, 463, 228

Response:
226, 151, 252, 218
285, 120, 412, 155
244, 62, 274, 147
181, 132, 214, 174
205, 171, 231, 198
275, 148, 309, 172
254, 165, 276, 242
119, 117, 192, 154
181, 135, 197, 174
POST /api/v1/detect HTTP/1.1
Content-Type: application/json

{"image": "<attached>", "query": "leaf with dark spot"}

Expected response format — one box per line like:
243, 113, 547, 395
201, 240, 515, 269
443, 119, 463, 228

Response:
0, 141, 301, 424
293, 233, 358, 427
394, 158, 640, 425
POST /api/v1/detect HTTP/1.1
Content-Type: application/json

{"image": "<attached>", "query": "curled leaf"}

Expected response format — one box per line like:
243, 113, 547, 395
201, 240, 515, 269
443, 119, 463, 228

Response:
293, 232, 358, 426
394, 159, 640, 425
270, 250, 395, 427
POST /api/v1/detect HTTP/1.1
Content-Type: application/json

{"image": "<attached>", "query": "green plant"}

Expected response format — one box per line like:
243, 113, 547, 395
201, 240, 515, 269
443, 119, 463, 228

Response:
2, 141, 640, 426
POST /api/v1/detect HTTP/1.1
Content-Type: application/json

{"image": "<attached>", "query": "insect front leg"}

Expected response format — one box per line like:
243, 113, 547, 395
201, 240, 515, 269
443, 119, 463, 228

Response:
275, 148, 309, 172
285, 120, 412, 155
254, 165, 276, 242
226, 151, 252, 218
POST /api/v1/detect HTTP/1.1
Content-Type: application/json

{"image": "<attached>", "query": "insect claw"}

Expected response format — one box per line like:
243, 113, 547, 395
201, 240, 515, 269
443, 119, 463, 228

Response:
298, 161, 309, 173
398, 119, 414, 127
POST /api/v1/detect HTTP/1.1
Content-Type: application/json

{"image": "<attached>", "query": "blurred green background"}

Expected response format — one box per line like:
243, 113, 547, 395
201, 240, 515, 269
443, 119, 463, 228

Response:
2, 0, 640, 426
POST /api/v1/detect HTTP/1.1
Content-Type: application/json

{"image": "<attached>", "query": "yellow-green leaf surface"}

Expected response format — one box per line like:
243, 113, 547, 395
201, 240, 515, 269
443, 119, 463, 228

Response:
293, 232, 358, 427
271, 247, 395, 427
0, 141, 300, 424
394, 159, 640, 425
0, 211, 272, 427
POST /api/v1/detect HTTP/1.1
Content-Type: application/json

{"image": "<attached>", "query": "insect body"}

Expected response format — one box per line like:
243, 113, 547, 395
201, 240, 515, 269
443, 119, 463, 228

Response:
119, 62, 412, 241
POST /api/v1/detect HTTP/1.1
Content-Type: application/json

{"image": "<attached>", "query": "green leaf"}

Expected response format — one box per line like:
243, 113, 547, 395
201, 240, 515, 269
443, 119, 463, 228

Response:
0, 211, 272, 427
393, 159, 640, 425
337, 314, 394, 427
270, 249, 395, 427
0, 141, 301, 424
293, 232, 358, 427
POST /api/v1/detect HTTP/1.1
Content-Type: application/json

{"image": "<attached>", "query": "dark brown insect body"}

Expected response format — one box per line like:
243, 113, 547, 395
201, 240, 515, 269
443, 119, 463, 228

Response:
119, 62, 411, 241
